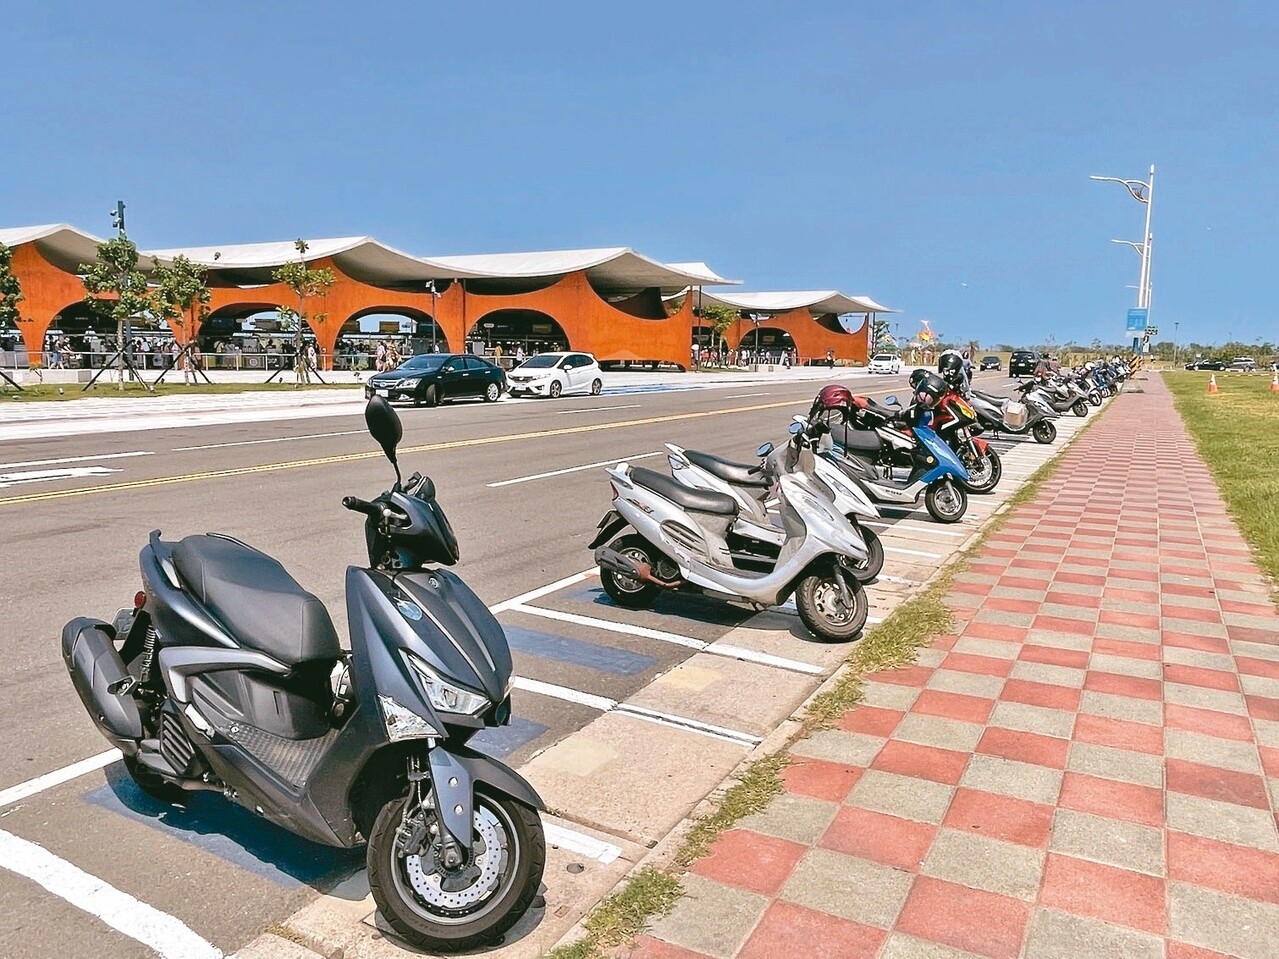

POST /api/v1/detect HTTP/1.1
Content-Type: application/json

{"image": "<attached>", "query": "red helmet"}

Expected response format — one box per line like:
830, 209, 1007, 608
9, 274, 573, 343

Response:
813, 384, 853, 412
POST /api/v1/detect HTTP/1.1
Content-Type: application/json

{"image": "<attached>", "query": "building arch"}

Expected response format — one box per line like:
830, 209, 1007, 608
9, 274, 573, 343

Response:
466, 309, 569, 355
739, 327, 796, 355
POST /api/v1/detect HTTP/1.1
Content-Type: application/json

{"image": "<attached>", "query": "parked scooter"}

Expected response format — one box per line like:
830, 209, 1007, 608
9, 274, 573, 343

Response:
813, 382, 973, 523
61, 398, 545, 953
966, 381, 1058, 444
663, 437, 886, 582
1027, 373, 1090, 418
592, 418, 871, 641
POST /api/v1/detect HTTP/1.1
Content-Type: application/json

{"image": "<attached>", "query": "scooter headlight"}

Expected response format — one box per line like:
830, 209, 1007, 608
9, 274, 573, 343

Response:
407, 653, 489, 716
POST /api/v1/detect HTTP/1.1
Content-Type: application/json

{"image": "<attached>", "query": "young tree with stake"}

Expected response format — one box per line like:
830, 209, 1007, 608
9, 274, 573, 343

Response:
152, 255, 211, 385
272, 239, 335, 387
80, 235, 155, 391
0, 243, 25, 390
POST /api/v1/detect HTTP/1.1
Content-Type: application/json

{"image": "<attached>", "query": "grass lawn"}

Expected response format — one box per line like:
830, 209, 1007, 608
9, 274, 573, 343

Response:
0, 380, 360, 402
1164, 371, 1279, 589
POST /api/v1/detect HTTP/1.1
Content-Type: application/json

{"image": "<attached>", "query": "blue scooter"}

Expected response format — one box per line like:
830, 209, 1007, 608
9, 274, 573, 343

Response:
821, 394, 972, 523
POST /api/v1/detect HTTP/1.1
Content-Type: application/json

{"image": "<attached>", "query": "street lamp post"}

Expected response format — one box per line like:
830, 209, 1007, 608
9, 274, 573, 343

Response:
1173, 320, 1180, 368
1091, 165, 1155, 354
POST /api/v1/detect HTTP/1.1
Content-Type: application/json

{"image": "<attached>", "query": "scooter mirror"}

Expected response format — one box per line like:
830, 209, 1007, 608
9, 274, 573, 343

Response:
789, 421, 805, 435
756, 442, 774, 458
792, 414, 807, 424
885, 395, 901, 406
365, 396, 403, 476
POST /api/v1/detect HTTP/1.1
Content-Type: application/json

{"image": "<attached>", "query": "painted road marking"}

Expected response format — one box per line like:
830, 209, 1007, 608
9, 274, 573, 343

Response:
172, 429, 365, 452
505, 624, 659, 677
0, 828, 222, 959
727, 392, 771, 398
487, 452, 662, 488
0, 466, 122, 488
556, 404, 643, 414
0, 395, 818, 507
866, 520, 967, 538
543, 822, 622, 865
512, 677, 761, 747
513, 603, 824, 675
883, 544, 945, 559
0, 749, 121, 809
489, 570, 595, 614
0, 451, 153, 470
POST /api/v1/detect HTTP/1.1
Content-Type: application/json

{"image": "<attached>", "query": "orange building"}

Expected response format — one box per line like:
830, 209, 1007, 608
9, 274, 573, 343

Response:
0, 225, 892, 369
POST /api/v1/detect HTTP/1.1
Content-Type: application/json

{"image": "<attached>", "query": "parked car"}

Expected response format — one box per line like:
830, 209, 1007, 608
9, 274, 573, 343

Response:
867, 353, 903, 374
1228, 356, 1257, 372
364, 353, 506, 405
1184, 359, 1226, 371
979, 355, 1002, 371
507, 351, 603, 398
1009, 350, 1041, 377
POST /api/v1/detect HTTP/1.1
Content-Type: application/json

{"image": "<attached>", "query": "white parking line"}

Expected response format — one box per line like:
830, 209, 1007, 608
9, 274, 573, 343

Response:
0, 829, 222, 959
884, 544, 944, 559
0, 451, 153, 471
866, 520, 967, 538
0, 749, 121, 809
172, 429, 365, 452
487, 452, 661, 488
511, 677, 760, 746
555, 404, 642, 415
511, 603, 823, 675
542, 821, 622, 864
489, 570, 596, 614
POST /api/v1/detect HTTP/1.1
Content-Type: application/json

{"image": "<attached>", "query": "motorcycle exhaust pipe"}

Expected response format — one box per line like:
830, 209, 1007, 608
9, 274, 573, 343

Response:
62, 617, 144, 745
594, 546, 681, 588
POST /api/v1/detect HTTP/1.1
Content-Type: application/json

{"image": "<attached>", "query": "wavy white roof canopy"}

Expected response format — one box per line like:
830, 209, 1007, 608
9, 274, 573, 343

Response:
0, 223, 157, 272
698, 289, 896, 315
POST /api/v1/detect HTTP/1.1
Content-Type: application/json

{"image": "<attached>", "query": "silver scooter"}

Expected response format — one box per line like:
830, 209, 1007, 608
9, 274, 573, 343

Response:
590, 421, 870, 642
663, 433, 886, 583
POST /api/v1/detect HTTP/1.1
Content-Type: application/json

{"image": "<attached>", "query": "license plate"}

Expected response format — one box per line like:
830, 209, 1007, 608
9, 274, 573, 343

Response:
376, 389, 389, 397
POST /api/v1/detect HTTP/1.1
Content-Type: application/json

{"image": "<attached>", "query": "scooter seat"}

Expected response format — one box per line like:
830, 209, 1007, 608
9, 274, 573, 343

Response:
970, 389, 1003, 404
840, 429, 884, 454
173, 534, 341, 666
629, 467, 738, 516
684, 450, 769, 488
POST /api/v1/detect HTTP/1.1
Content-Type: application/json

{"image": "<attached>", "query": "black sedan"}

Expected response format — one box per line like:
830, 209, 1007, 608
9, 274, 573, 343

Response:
979, 355, 1002, 371
1184, 359, 1226, 371
364, 353, 506, 406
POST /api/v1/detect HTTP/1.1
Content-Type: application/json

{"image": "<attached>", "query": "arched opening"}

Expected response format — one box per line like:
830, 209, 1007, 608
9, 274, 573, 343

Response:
741, 327, 796, 359
197, 304, 312, 371
44, 303, 171, 370
339, 308, 447, 371
466, 310, 569, 360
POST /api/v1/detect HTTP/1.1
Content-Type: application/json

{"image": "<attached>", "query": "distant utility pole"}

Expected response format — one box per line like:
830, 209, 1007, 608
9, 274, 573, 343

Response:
1091, 166, 1155, 354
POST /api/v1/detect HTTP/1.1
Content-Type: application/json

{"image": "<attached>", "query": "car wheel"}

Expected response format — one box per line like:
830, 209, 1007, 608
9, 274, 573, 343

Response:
591, 378, 603, 395
483, 382, 501, 402
548, 380, 562, 399
422, 384, 438, 408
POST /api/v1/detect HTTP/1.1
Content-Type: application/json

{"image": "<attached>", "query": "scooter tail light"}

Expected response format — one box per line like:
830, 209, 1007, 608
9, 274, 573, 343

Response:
134, 590, 147, 610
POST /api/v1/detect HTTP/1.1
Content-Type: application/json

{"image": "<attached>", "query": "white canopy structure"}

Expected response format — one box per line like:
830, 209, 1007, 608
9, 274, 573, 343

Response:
0, 223, 145, 272
697, 290, 896, 316
422, 248, 739, 293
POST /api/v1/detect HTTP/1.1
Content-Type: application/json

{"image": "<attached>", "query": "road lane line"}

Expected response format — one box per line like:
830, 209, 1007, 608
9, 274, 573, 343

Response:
542, 821, 622, 864
172, 429, 365, 452
0, 466, 122, 488
0, 451, 153, 470
0, 749, 122, 809
511, 677, 760, 746
727, 392, 770, 398
0, 828, 222, 959
487, 452, 661, 488
511, 603, 824, 675
0, 395, 819, 507
556, 404, 642, 415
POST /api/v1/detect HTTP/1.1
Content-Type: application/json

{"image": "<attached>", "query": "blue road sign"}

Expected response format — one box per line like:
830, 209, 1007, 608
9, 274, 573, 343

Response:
1126, 308, 1148, 334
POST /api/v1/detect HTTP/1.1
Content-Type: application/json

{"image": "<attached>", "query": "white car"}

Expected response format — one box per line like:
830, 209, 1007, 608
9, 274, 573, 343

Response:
868, 353, 903, 374
507, 351, 604, 398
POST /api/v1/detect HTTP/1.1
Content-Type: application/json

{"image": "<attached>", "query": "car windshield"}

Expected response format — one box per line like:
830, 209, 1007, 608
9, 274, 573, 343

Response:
397, 355, 448, 371
983, 356, 998, 362
516, 355, 562, 370
872, 354, 895, 361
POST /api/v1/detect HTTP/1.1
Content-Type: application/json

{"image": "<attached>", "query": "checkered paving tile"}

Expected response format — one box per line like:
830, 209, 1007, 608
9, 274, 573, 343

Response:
637, 376, 1279, 959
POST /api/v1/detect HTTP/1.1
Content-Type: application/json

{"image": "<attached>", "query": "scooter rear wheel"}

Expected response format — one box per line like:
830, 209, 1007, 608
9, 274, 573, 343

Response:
368, 788, 545, 953
925, 478, 967, 523
1032, 420, 1056, 444
123, 754, 188, 806
846, 520, 884, 582
795, 573, 869, 642
600, 535, 662, 609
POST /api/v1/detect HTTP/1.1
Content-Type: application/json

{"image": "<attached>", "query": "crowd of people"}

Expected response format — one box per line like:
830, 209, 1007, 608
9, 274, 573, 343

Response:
690, 343, 806, 369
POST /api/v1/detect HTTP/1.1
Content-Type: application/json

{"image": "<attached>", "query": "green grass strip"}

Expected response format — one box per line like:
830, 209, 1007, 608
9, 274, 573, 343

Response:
1163, 371, 1279, 592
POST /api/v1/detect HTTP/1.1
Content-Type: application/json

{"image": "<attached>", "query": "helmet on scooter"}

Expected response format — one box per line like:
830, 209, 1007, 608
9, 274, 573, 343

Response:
938, 352, 965, 385
914, 371, 948, 409
908, 368, 930, 390
810, 384, 854, 422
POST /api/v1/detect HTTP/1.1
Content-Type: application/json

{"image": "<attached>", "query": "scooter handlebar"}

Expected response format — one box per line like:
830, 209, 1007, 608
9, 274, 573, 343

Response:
342, 496, 381, 518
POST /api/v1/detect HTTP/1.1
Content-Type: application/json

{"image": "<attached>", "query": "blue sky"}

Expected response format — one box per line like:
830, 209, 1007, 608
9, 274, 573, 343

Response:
7, 2, 1276, 346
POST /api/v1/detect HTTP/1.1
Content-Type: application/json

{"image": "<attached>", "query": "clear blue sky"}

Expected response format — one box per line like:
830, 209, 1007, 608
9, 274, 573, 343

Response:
8, 2, 1276, 347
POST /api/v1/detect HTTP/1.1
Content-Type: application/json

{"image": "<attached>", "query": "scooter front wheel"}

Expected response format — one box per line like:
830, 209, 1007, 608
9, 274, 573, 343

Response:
1072, 400, 1089, 417
846, 519, 884, 582
600, 535, 661, 609
1032, 420, 1057, 444
368, 788, 546, 953
925, 479, 967, 523
795, 572, 869, 642
963, 447, 1002, 494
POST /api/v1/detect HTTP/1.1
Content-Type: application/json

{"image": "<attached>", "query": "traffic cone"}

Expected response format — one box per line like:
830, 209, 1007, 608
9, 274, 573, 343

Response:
1208, 374, 1219, 395
1271, 372, 1279, 392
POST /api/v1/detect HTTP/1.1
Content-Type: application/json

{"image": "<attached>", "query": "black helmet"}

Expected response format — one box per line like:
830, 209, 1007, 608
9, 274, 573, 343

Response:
908, 368, 930, 390
914, 371, 948, 409
938, 352, 964, 382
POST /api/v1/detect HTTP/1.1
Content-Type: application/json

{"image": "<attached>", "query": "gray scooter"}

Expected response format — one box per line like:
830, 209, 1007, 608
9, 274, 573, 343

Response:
61, 398, 545, 953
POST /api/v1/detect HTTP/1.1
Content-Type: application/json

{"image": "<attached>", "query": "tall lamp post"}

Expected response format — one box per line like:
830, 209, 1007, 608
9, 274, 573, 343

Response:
1173, 320, 1180, 368
1090, 165, 1155, 354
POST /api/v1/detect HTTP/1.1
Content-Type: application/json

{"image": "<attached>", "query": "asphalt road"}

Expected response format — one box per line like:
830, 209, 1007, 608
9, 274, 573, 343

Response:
0, 370, 1022, 958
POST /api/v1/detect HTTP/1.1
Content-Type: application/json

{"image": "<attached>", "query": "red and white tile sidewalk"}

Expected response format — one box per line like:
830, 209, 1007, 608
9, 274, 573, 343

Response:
631, 375, 1279, 959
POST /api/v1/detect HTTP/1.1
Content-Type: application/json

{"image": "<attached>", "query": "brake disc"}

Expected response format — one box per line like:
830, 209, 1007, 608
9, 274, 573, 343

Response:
403, 806, 507, 911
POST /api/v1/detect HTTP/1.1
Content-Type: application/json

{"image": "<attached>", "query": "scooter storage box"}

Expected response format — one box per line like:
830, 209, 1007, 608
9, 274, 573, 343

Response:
1003, 401, 1029, 430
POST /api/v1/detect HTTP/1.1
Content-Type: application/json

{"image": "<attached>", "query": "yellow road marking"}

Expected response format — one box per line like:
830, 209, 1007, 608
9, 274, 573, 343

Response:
0, 397, 813, 507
